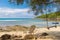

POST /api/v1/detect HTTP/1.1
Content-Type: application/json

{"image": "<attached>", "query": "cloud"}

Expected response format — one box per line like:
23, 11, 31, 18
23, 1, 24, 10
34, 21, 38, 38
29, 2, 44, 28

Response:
0, 7, 30, 15
0, 7, 35, 18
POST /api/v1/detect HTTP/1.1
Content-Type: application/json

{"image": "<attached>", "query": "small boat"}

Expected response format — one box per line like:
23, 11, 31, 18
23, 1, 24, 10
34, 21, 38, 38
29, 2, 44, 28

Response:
52, 22, 59, 24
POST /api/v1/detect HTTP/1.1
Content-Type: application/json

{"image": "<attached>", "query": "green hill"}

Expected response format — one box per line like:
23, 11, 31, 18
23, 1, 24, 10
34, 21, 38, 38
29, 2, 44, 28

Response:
36, 12, 60, 18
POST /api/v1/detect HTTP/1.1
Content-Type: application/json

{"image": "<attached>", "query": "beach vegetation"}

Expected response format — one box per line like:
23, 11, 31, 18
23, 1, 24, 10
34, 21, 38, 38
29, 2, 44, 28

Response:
36, 11, 60, 18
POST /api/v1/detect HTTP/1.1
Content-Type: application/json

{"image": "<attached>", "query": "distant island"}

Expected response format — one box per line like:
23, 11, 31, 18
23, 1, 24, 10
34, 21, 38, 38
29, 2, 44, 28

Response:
36, 12, 60, 21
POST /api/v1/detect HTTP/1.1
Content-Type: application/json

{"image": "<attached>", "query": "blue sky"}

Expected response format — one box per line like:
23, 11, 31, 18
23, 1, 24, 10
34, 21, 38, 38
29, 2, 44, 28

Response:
0, 0, 35, 18
0, 0, 58, 18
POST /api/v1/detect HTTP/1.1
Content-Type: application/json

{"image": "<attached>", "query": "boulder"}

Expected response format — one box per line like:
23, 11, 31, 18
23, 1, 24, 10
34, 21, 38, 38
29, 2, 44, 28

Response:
1, 34, 11, 40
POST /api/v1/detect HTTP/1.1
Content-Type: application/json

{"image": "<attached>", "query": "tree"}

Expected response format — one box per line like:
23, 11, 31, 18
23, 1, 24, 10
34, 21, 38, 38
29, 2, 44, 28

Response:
8, 0, 50, 15
9, 0, 60, 15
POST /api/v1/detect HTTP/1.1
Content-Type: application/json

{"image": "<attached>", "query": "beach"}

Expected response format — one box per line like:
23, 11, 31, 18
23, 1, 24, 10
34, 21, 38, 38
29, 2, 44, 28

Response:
0, 25, 60, 40
0, 18, 60, 40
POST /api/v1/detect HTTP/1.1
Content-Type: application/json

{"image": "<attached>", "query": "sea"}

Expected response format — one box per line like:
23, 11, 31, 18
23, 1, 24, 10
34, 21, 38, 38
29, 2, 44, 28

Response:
0, 18, 60, 27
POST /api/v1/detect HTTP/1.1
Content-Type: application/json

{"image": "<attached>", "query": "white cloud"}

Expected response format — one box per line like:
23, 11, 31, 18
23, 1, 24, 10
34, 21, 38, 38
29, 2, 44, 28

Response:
0, 7, 30, 15
0, 7, 35, 18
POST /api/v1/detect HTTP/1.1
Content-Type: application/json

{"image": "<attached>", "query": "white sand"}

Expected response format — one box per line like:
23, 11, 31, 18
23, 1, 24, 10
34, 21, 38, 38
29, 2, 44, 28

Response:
0, 26, 60, 40
0, 26, 60, 36
34, 26, 60, 33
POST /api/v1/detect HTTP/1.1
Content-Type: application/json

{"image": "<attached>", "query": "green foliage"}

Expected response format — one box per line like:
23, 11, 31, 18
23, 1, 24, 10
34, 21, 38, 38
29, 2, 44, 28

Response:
36, 12, 60, 18
48, 13, 56, 18
36, 14, 46, 18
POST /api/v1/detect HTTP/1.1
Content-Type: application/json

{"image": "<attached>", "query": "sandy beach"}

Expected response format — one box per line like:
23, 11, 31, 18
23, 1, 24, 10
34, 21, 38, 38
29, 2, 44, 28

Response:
0, 25, 60, 40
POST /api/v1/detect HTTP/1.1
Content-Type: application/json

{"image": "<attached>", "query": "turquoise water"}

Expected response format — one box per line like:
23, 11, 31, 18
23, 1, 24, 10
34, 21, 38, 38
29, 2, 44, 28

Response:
0, 18, 60, 27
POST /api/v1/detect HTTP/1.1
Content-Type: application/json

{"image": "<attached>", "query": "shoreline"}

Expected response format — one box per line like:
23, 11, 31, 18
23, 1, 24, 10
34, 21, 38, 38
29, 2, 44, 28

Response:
0, 25, 60, 32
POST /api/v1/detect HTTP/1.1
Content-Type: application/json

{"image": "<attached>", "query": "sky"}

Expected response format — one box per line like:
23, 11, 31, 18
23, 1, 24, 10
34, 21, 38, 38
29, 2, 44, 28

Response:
0, 0, 58, 18
0, 0, 35, 18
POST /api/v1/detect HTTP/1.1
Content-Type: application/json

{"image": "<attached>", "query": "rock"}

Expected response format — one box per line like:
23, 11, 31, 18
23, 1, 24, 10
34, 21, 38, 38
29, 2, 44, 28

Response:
1, 34, 11, 40
41, 33, 49, 36
24, 34, 34, 39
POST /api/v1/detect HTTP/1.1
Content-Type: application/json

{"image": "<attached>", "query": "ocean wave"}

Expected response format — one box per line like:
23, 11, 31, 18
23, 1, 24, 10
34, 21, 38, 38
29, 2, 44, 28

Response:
0, 20, 23, 21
